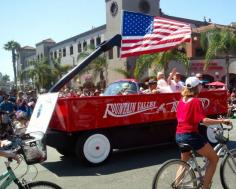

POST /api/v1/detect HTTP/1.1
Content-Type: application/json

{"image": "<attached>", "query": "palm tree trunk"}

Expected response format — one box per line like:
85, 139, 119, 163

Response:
12, 50, 17, 89
105, 58, 108, 84
186, 61, 191, 77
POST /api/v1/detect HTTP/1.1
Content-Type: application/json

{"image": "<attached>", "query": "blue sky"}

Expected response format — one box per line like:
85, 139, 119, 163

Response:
1, 0, 235, 80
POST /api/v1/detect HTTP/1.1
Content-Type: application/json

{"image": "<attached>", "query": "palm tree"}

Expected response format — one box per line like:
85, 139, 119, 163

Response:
77, 46, 107, 85
25, 58, 54, 91
18, 70, 26, 89
200, 27, 236, 87
134, 49, 190, 80
4, 41, 21, 88
134, 53, 158, 80
0, 74, 10, 84
51, 58, 71, 80
19, 58, 70, 91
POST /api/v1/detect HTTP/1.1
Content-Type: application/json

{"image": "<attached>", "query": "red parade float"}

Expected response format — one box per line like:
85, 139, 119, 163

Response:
46, 35, 228, 165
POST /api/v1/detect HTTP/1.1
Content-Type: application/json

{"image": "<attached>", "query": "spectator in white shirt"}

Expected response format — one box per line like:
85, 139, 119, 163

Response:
168, 69, 184, 92
156, 72, 172, 93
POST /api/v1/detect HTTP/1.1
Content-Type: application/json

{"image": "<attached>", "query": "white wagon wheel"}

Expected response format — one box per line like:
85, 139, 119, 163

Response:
75, 133, 112, 165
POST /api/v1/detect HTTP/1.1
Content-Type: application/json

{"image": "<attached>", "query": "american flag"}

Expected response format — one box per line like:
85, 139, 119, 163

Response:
121, 11, 192, 58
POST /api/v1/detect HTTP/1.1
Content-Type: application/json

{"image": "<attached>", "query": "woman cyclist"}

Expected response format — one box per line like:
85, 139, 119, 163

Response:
176, 76, 231, 189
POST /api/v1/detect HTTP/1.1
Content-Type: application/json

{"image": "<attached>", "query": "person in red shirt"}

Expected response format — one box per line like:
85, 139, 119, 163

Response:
176, 76, 231, 189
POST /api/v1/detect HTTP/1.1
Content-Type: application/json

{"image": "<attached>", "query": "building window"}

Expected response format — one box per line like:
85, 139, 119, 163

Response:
108, 48, 113, 59
83, 41, 87, 51
70, 45, 73, 55
63, 48, 66, 57
78, 43, 82, 53
40, 53, 43, 59
37, 55, 40, 60
90, 38, 95, 49
54, 51, 57, 59
59, 49, 62, 58
96, 37, 101, 46
117, 47, 120, 58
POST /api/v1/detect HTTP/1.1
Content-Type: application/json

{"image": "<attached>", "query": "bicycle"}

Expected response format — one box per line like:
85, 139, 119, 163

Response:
152, 122, 236, 189
0, 131, 62, 189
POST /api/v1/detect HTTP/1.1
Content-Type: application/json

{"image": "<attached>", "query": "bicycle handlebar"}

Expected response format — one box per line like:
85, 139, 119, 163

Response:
221, 121, 233, 130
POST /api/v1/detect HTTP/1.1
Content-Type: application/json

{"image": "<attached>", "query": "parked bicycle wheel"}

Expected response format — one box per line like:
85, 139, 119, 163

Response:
152, 159, 197, 189
23, 181, 62, 189
220, 148, 236, 189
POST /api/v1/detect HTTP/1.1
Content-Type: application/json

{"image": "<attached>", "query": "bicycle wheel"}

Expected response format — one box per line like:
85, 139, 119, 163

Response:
220, 148, 236, 189
24, 181, 62, 189
152, 159, 197, 189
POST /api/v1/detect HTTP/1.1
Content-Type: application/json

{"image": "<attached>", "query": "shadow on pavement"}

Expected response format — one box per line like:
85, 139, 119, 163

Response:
42, 144, 179, 177
42, 139, 236, 177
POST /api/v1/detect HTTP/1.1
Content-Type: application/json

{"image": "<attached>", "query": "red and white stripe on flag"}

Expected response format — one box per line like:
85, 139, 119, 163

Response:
121, 11, 192, 58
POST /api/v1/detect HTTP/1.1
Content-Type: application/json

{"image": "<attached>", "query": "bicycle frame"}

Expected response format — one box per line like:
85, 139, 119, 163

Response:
214, 142, 226, 154
0, 161, 24, 189
186, 151, 204, 188
185, 141, 234, 189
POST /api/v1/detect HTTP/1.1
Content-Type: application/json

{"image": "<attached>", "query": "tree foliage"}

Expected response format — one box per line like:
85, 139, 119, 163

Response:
21, 58, 71, 91
0, 73, 10, 84
135, 48, 190, 80
200, 27, 236, 86
3, 41, 21, 88
77, 46, 107, 82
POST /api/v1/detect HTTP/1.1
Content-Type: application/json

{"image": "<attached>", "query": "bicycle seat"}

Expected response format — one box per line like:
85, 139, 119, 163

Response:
178, 143, 193, 152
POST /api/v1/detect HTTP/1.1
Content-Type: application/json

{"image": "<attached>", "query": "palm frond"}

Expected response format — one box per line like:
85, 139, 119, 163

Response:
201, 28, 236, 73
134, 54, 157, 78
113, 68, 131, 78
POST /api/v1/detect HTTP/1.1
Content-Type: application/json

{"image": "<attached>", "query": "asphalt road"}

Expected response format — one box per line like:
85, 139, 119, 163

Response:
1, 119, 236, 189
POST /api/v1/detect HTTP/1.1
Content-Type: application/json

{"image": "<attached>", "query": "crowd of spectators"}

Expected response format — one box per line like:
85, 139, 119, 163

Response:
1, 70, 234, 108
0, 89, 37, 120
57, 68, 233, 97
58, 75, 106, 97
142, 68, 230, 95
58, 87, 104, 97
142, 68, 186, 94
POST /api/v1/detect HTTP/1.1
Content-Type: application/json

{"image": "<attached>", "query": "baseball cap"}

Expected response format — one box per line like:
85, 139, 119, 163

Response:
175, 72, 181, 75
157, 72, 164, 79
185, 77, 201, 88
196, 73, 203, 79
148, 79, 157, 85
